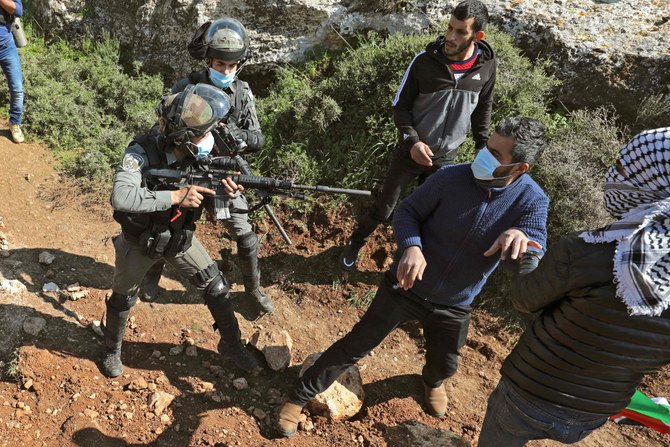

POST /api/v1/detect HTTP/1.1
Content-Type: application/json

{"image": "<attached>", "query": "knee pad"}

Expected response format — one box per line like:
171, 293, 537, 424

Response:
236, 231, 258, 251
107, 291, 138, 313
203, 271, 230, 303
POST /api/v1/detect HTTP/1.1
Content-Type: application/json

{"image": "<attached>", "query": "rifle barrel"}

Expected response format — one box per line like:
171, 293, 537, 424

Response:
293, 184, 372, 197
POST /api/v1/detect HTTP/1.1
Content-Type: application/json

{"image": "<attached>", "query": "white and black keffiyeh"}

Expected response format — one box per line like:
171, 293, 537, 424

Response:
580, 127, 670, 316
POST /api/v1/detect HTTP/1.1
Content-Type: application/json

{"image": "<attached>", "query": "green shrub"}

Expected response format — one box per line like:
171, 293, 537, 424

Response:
0, 23, 164, 179
258, 27, 562, 192
533, 107, 623, 241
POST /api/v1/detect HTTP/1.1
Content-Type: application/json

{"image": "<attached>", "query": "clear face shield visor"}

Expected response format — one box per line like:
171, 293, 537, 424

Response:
178, 83, 231, 135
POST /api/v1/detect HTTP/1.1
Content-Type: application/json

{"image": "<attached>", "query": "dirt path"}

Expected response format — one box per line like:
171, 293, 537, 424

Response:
0, 129, 668, 447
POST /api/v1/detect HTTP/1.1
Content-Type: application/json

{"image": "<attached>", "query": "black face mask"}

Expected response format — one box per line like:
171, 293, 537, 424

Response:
474, 164, 519, 191
474, 176, 511, 191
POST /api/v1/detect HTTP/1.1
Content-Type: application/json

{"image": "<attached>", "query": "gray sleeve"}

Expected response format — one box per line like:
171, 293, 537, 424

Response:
110, 144, 173, 213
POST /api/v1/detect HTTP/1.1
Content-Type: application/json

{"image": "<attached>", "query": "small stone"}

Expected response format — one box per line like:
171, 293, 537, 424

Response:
252, 408, 266, 420
124, 412, 134, 420
169, 345, 184, 356
184, 337, 196, 346
68, 290, 89, 301
151, 350, 162, 358
148, 391, 175, 415
22, 379, 33, 390
232, 378, 248, 390
0, 250, 9, 257
23, 317, 46, 336
128, 378, 148, 391
38, 252, 56, 265
160, 414, 170, 424
0, 279, 25, 294
185, 346, 197, 357
41, 282, 59, 293
83, 408, 99, 419
66, 283, 81, 292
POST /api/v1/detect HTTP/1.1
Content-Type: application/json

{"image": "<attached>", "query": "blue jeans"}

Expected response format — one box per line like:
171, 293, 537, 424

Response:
0, 37, 24, 124
478, 378, 608, 446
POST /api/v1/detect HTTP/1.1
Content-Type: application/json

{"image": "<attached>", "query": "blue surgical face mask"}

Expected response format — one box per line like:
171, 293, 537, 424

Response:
471, 147, 520, 188
195, 132, 215, 159
209, 67, 235, 89
471, 147, 501, 180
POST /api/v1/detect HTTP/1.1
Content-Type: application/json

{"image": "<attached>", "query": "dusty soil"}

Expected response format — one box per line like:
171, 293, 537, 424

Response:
0, 128, 669, 447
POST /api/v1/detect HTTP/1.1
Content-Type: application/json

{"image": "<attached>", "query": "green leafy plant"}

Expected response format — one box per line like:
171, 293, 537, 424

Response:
0, 22, 164, 180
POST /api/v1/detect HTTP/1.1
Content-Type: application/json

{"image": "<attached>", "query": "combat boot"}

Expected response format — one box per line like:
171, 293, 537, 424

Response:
101, 310, 130, 378
277, 401, 304, 437
237, 233, 274, 314
424, 383, 448, 418
217, 339, 260, 373
204, 277, 261, 373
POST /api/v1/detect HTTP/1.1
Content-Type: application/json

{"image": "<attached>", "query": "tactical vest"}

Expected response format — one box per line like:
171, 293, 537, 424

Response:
113, 132, 201, 257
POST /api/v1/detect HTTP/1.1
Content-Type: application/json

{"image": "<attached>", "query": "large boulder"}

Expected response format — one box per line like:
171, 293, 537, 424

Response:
385, 420, 471, 447
299, 352, 364, 420
28, 0, 669, 119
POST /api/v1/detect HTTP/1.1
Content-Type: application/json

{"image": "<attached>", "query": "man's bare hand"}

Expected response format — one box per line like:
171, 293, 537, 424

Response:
484, 229, 543, 261
409, 142, 434, 167
396, 246, 427, 290
170, 185, 215, 208
222, 175, 244, 197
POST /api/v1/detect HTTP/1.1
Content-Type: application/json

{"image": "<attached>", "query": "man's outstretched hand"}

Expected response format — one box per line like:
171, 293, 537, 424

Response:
484, 229, 542, 260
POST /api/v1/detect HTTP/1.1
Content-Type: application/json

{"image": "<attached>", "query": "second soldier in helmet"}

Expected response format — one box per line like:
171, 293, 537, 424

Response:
140, 18, 274, 315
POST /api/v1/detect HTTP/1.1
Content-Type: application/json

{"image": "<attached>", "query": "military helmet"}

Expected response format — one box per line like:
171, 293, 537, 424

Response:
156, 83, 231, 154
204, 18, 249, 62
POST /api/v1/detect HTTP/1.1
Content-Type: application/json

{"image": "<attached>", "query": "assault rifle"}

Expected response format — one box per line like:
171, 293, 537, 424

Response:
212, 125, 294, 245
144, 156, 371, 243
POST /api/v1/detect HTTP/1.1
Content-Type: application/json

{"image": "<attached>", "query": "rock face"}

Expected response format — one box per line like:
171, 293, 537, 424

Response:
27, 0, 669, 119
488, 0, 670, 122
299, 352, 364, 420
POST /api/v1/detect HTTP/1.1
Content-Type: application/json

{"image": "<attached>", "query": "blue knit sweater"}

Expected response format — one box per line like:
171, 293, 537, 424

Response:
392, 163, 549, 307
0, 1, 23, 46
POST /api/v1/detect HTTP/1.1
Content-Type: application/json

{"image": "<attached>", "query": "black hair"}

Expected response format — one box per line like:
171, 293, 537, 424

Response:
452, 0, 490, 33
496, 117, 547, 167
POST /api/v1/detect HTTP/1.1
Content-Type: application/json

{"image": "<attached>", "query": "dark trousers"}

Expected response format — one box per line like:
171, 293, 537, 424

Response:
351, 145, 443, 243
478, 378, 607, 447
290, 275, 471, 405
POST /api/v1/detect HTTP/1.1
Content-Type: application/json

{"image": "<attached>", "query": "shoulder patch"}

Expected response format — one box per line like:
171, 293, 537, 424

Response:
121, 153, 144, 172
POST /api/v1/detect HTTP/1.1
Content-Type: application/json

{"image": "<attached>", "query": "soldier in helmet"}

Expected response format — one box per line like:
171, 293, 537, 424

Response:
103, 83, 259, 378
140, 18, 274, 315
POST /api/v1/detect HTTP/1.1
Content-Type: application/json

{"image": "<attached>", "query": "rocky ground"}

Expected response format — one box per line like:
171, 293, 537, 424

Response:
1, 130, 670, 447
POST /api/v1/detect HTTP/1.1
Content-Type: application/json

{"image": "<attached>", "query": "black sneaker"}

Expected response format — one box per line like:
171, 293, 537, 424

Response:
339, 239, 364, 270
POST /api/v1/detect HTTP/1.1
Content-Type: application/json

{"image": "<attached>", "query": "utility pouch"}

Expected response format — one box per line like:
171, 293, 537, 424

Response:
11, 18, 27, 48
139, 229, 171, 259
164, 230, 186, 258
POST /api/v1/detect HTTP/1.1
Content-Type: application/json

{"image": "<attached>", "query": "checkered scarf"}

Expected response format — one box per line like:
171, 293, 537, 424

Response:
580, 128, 670, 316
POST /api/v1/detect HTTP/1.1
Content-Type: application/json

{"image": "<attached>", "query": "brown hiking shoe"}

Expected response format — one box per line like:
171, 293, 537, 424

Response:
277, 401, 303, 437
10, 124, 24, 143
424, 383, 448, 418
